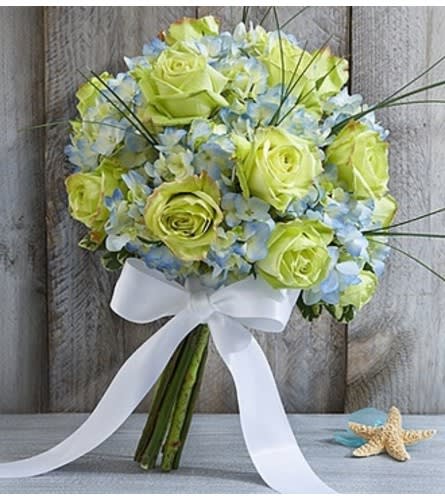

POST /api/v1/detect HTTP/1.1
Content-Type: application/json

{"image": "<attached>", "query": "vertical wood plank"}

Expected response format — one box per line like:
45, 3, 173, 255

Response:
45, 6, 195, 412
196, 6, 349, 412
347, 7, 445, 413
0, 7, 47, 412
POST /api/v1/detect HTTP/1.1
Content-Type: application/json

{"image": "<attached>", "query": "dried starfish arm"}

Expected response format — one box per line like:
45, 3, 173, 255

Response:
348, 422, 379, 440
403, 429, 436, 445
386, 439, 410, 461
352, 438, 384, 457
387, 406, 403, 427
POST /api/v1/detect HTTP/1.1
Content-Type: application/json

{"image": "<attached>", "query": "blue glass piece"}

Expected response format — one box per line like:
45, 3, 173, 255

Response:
333, 407, 387, 447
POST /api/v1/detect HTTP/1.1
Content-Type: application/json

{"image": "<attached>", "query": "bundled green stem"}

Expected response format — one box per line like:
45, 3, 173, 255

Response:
134, 324, 210, 471
161, 328, 209, 470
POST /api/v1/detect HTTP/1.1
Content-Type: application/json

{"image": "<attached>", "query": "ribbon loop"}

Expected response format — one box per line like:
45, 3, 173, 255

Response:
111, 258, 188, 323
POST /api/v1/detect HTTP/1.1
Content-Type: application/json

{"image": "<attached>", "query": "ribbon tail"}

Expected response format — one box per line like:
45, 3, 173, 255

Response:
209, 313, 335, 494
0, 310, 200, 478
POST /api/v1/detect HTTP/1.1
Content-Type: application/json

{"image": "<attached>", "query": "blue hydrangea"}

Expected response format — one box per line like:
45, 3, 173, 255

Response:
303, 248, 362, 305
222, 193, 270, 227
201, 225, 258, 287
196, 32, 238, 60
152, 149, 194, 182
143, 246, 185, 281
124, 38, 166, 70
287, 186, 323, 218
157, 127, 187, 151
193, 141, 234, 189
367, 238, 391, 276
105, 73, 139, 103
215, 56, 268, 108
143, 38, 166, 58
122, 170, 152, 204
187, 120, 213, 150
104, 191, 133, 251
239, 221, 271, 262
65, 137, 99, 171
91, 118, 127, 156
246, 86, 282, 127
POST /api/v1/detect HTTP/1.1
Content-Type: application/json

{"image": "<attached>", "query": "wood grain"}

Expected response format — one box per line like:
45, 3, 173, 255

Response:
196, 6, 349, 412
45, 6, 195, 412
346, 7, 445, 413
0, 7, 47, 412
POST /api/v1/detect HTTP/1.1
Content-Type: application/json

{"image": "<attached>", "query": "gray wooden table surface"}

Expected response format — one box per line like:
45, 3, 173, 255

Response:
0, 414, 443, 493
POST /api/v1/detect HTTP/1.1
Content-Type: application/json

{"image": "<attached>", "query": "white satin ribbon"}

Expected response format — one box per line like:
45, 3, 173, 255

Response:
0, 258, 334, 494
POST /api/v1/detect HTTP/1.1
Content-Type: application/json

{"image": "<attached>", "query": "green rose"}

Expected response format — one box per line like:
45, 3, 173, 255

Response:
260, 39, 320, 112
234, 127, 322, 211
326, 121, 389, 200
339, 270, 378, 310
132, 42, 228, 126
65, 159, 124, 242
144, 172, 223, 261
75, 72, 111, 118
307, 48, 348, 101
260, 40, 348, 114
165, 16, 219, 44
373, 194, 397, 227
257, 220, 334, 289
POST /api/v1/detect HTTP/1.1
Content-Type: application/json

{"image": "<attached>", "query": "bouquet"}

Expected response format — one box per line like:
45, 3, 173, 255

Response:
57, 9, 445, 489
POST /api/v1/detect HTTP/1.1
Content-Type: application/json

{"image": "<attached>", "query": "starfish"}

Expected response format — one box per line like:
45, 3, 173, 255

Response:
349, 406, 436, 461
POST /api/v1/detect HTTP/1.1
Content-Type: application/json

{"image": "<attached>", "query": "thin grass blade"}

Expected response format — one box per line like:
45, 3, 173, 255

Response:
277, 55, 344, 125
280, 7, 309, 29
381, 54, 445, 105
259, 7, 272, 27
332, 78, 445, 133
90, 70, 158, 145
242, 7, 250, 24
273, 7, 286, 107
77, 69, 154, 146
368, 238, 445, 283
368, 231, 445, 239
364, 207, 445, 233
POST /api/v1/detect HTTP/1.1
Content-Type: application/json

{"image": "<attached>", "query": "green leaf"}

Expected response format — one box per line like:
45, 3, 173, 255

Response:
297, 293, 323, 321
324, 304, 356, 323
101, 248, 132, 271
78, 234, 103, 252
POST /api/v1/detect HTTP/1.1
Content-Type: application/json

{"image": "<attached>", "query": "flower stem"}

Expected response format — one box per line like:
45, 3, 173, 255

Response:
134, 343, 182, 463
135, 324, 209, 471
161, 325, 210, 471
138, 334, 198, 469
172, 334, 209, 470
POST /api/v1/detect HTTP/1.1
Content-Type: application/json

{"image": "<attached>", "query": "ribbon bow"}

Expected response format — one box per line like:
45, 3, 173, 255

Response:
0, 259, 334, 494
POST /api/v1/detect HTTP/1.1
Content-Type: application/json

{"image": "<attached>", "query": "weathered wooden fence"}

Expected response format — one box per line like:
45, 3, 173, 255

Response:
0, 6, 444, 414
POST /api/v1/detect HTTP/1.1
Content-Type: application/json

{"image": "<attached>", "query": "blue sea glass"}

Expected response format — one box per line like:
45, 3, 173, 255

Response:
333, 407, 387, 447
